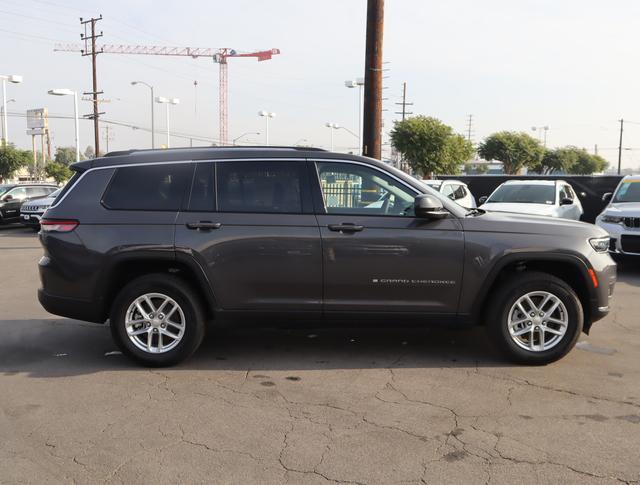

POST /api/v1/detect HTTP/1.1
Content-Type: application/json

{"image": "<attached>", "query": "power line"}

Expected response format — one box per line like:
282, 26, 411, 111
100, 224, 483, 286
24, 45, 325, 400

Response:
6, 111, 218, 144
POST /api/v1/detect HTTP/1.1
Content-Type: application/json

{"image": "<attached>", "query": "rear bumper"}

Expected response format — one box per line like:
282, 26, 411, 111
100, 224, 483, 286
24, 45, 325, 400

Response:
38, 288, 105, 323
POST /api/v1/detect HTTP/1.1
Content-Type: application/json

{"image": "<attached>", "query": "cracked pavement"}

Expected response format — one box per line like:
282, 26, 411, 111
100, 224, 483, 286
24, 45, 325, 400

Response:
1, 227, 639, 484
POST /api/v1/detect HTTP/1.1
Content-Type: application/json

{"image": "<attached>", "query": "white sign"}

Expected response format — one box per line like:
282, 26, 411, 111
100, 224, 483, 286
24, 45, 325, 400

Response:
27, 108, 48, 129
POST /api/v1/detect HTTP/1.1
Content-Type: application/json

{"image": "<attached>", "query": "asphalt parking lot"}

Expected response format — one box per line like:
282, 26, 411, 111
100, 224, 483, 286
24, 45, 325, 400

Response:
0, 225, 639, 485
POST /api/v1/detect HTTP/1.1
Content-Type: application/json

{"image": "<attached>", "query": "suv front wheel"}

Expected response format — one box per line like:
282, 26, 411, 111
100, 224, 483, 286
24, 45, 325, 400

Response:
487, 272, 584, 365
110, 274, 206, 366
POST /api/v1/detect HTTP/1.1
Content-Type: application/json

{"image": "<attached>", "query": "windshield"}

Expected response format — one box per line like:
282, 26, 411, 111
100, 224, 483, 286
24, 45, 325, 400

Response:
50, 188, 62, 198
486, 184, 556, 205
614, 181, 640, 203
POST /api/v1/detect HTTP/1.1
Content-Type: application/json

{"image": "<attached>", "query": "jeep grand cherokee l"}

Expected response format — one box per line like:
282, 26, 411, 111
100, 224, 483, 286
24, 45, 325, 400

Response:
37, 147, 616, 366
0, 183, 57, 224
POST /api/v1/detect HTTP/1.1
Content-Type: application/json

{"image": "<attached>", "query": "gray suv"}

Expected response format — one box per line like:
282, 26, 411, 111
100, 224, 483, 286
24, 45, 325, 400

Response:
37, 147, 616, 366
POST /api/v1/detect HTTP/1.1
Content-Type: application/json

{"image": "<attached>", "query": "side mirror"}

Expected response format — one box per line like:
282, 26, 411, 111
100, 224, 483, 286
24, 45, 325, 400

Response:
478, 195, 488, 204
602, 192, 612, 203
560, 197, 573, 206
2, 194, 13, 202
414, 194, 448, 219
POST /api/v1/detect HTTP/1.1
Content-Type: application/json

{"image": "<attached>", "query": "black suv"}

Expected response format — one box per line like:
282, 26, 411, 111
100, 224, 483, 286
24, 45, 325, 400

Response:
37, 147, 616, 366
0, 183, 57, 224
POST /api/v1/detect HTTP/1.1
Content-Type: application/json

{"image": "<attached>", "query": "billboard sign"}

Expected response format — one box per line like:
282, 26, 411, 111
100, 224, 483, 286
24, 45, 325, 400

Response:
26, 108, 48, 129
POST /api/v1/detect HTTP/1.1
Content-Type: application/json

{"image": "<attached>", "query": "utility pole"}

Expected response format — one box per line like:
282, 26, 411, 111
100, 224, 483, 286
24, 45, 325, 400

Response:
103, 125, 113, 153
617, 119, 624, 175
394, 81, 413, 121
362, 0, 384, 160
80, 15, 103, 156
466, 114, 474, 143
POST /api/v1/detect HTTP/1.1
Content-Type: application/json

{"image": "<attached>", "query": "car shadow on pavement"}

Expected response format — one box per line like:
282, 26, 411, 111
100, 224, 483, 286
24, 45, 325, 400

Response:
0, 319, 509, 378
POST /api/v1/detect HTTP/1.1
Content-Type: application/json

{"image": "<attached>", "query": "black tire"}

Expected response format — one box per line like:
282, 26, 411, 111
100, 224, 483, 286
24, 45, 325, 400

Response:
486, 271, 583, 365
110, 273, 206, 367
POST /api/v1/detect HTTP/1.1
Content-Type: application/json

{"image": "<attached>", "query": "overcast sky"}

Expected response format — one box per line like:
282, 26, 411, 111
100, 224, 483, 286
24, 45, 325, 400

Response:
2, 0, 640, 169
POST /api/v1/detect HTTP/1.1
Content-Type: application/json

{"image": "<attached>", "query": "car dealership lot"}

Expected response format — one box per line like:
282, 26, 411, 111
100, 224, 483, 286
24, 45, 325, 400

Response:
1, 226, 638, 484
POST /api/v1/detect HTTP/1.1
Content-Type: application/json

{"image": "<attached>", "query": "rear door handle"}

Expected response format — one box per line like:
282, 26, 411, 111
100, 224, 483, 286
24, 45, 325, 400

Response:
186, 221, 222, 230
327, 223, 364, 233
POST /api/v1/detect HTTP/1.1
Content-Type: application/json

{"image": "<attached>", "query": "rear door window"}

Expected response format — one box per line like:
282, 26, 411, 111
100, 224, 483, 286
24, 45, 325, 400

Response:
103, 163, 192, 211
216, 161, 309, 214
188, 162, 216, 212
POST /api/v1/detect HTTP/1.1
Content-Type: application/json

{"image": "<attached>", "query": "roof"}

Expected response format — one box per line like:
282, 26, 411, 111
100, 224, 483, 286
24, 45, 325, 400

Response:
502, 179, 562, 186
622, 175, 640, 182
0, 182, 57, 187
72, 146, 368, 171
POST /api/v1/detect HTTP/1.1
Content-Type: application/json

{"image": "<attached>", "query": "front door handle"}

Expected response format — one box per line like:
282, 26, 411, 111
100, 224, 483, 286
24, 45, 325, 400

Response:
328, 223, 364, 233
186, 221, 222, 230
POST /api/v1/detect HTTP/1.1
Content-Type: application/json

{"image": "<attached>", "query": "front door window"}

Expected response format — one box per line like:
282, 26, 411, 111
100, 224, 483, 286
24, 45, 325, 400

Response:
316, 162, 416, 216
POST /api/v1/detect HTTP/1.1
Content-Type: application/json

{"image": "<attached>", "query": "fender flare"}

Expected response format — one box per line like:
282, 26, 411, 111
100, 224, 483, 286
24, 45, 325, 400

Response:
470, 251, 596, 318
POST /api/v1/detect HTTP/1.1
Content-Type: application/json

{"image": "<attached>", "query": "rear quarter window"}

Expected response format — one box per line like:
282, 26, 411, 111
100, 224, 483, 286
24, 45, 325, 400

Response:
102, 163, 192, 211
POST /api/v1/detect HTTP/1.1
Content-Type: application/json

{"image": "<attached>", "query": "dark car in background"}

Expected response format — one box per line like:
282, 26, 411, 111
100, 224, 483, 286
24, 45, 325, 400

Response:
20, 188, 62, 230
37, 147, 616, 367
0, 183, 58, 224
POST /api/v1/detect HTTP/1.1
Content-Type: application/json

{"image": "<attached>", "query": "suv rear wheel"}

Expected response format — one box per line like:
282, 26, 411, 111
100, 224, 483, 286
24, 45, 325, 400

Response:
486, 271, 583, 365
110, 274, 206, 366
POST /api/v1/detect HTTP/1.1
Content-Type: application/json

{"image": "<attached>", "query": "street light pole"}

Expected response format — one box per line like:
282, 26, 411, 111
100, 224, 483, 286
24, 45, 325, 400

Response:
156, 96, 180, 148
531, 125, 549, 148
325, 122, 340, 151
1, 80, 6, 146
48, 88, 80, 162
258, 111, 276, 146
165, 103, 170, 148
131, 81, 155, 149
232, 131, 260, 145
1, 74, 23, 146
345, 78, 364, 155
0, 98, 15, 143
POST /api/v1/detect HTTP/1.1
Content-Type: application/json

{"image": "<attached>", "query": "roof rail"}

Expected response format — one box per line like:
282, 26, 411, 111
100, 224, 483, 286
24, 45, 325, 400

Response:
103, 146, 327, 157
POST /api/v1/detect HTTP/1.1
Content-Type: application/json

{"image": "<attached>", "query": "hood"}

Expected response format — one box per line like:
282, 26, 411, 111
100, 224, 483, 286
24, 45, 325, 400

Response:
463, 210, 605, 238
603, 202, 640, 217
479, 202, 557, 217
22, 195, 57, 209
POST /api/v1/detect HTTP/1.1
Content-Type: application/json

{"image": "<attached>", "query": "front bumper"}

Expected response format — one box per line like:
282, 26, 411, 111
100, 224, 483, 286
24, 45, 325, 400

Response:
20, 212, 43, 227
586, 252, 617, 328
597, 219, 640, 256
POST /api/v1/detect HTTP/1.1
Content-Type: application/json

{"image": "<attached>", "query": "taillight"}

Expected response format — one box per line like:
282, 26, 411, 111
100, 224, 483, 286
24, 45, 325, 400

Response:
40, 219, 79, 233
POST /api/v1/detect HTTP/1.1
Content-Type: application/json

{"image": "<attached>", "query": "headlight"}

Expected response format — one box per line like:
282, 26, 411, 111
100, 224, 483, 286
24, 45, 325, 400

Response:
589, 236, 610, 253
601, 214, 623, 224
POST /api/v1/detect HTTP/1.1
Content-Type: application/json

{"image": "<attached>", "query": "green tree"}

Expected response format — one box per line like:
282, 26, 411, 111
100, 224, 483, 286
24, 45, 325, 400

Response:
45, 161, 73, 184
530, 147, 580, 174
390, 116, 475, 177
567, 150, 608, 175
84, 145, 95, 159
54, 147, 80, 166
0, 145, 31, 182
477, 131, 544, 175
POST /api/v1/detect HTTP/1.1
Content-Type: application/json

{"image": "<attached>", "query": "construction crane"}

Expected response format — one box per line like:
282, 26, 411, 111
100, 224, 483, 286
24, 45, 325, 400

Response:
54, 44, 281, 145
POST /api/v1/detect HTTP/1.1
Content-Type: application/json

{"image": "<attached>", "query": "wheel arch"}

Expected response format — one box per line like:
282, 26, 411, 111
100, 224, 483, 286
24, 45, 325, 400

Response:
98, 252, 217, 322
473, 252, 595, 331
